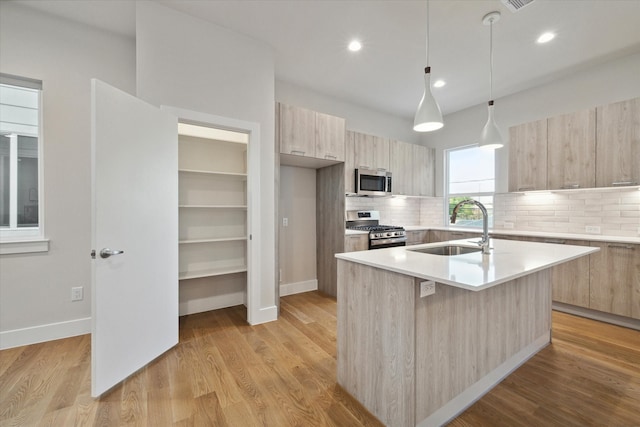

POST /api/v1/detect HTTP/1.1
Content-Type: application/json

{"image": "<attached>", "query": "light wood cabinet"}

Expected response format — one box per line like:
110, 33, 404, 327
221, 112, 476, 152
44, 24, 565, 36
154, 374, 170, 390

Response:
406, 230, 429, 246
345, 131, 356, 193
589, 242, 640, 319
390, 140, 414, 195
548, 239, 591, 308
596, 97, 640, 187
508, 119, 547, 192
278, 103, 316, 157
278, 103, 345, 162
428, 230, 480, 243
414, 144, 435, 197
547, 109, 596, 190
178, 131, 248, 281
344, 234, 368, 252
315, 112, 346, 161
353, 131, 389, 172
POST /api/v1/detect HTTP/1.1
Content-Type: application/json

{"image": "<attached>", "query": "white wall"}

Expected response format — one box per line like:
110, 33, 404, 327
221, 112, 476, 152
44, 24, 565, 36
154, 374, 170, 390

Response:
278, 166, 317, 293
425, 52, 640, 196
0, 3, 135, 346
135, 2, 277, 319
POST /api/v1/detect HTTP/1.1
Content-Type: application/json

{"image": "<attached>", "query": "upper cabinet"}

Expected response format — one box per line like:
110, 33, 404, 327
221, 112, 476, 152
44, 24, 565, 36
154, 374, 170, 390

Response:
390, 140, 435, 197
390, 140, 414, 195
547, 108, 596, 190
316, 112, 346, 162
596, 97, 640, 187
352, 131, 389, 172
278, 102, 345, 166
508, 96, 639, 192
508, 119, 547, 192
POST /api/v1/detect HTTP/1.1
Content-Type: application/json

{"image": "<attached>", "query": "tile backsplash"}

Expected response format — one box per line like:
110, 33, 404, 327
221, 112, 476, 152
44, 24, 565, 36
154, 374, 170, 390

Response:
345, 188, 640, 238
345, 196, 444, 226
493, 188, 640, 237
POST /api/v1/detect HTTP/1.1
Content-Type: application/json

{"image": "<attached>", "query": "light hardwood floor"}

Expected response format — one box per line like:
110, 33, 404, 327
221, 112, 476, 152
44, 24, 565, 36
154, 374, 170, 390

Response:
1, 291, 639, 426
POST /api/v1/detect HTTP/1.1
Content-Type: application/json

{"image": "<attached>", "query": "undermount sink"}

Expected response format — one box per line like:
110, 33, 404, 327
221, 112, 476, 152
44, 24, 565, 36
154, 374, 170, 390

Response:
409, 245, 482, 256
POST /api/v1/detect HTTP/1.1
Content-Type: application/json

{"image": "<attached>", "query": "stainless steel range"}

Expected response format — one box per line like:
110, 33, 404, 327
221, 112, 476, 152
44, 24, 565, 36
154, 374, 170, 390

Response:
346, 210, 406, 250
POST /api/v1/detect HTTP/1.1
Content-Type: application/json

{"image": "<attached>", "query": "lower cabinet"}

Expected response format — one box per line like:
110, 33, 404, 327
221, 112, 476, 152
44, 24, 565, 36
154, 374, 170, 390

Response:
406, 230, 429, 246
549, 240, 591, 308
429, 230, 480, 243
344, 234, 368, 252
589, 242, 640, 319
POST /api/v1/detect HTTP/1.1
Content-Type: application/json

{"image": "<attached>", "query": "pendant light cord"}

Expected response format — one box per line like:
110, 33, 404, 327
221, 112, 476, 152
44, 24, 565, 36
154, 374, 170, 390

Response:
489, 18, 493, 101
426, 0, 430, 66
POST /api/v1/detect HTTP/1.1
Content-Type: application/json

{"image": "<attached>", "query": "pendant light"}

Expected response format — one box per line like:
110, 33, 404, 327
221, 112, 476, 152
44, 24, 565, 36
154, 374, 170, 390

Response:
479, 11, 504, 149
413, 0, 443, 132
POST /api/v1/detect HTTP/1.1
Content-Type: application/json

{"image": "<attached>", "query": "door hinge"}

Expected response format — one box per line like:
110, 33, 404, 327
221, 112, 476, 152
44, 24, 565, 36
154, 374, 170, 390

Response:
91, 249, 96, 259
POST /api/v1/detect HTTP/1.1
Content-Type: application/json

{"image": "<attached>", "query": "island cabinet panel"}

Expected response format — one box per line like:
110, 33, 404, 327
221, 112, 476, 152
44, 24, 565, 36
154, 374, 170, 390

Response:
589, 242, 640, 319
337, 259, 552, 427
508, 119, 548, 192
414, 270, 551, 423
337, 261, 416, 427
596, 97, 640, 187
547, 108, 596, 190
315, 112, 345, 162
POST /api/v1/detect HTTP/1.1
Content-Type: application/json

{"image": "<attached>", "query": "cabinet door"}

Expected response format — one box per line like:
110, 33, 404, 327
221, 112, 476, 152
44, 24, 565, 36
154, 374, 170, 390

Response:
414, 144, 435, 197
344, 235, 368, 252
547, 239, 590, 308
353, 131, 375, 171
390, 140, 414, 195
406, 230, 429, 246
278, 103, 315, 157
373, 135, 390, 171
596, 97, 640, 187
547, 109, 596, 190
345, 131, 356, 193
316, 112, 345, 161
508, 119, 547, 192
589, 242, 640, 318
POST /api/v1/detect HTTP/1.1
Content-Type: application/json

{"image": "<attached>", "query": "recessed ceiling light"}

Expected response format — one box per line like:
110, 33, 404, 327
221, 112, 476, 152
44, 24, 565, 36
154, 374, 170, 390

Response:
537, 32, 556, 44
433, 80, 446, 88
348, 40, 362, 52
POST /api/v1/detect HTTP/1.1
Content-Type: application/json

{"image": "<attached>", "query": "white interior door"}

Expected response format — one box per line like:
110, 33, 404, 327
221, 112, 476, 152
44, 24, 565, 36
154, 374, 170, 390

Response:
91, 79, 178, 397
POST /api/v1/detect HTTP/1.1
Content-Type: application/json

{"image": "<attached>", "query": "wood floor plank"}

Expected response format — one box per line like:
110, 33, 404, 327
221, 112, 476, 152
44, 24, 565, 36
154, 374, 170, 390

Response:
0, 291, 637, 426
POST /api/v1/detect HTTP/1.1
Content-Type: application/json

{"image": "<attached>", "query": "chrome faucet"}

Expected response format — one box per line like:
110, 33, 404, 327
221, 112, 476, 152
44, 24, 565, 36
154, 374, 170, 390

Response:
450, 199, 491, 254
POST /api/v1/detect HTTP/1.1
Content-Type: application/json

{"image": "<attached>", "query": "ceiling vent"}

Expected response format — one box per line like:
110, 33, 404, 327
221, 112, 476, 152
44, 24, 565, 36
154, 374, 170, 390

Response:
501, 0, 535, 12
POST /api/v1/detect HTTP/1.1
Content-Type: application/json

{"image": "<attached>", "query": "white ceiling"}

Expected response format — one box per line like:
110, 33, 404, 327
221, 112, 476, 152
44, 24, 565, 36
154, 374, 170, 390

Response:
15, 0, 640, 119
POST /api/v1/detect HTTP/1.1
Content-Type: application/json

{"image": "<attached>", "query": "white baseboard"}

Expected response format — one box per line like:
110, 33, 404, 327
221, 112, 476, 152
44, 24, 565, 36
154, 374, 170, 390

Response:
248, 305, 278, 325
417, 331, 551, 427
0, 317, 91, 350
279, 279, 318, 297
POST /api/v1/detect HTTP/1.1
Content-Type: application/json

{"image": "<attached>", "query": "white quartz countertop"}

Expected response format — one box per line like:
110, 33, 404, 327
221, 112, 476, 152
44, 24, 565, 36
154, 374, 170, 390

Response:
335, 238, 599, 292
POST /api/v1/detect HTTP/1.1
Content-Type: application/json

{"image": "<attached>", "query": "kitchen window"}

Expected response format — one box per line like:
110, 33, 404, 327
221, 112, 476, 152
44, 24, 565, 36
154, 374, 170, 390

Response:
0, 74, 46, 251
445, 144, 495, 228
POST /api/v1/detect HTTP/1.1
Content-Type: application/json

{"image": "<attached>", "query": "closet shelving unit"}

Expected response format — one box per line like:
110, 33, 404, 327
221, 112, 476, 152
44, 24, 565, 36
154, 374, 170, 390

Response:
177, 124, 248, 282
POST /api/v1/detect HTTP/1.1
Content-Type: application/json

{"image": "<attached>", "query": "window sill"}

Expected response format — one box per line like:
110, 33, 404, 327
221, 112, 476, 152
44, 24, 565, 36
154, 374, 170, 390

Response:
0, 239, 50, 255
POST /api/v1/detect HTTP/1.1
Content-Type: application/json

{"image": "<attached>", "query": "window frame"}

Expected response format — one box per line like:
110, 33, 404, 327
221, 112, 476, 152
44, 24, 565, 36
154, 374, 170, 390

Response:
0, 73, 46, 251
444, 144, 496, 228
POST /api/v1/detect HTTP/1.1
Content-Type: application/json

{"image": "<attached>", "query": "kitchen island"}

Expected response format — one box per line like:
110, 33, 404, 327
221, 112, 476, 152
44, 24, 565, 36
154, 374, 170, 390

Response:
335, 238, 598, 427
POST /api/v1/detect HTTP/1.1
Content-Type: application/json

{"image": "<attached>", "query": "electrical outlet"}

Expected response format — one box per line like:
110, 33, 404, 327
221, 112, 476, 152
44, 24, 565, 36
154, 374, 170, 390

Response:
420, 281, 436, 298
585, 225, 601, 234
71, 286, 83, 302
282, 217, 289, 227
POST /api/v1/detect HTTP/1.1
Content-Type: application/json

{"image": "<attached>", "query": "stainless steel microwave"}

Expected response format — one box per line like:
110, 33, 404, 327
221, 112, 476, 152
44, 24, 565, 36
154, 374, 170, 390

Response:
355, 168, 392, 196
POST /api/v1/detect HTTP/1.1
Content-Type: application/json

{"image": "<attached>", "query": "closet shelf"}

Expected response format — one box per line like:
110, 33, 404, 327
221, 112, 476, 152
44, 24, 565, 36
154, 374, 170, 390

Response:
178, 169, 247, 177
179, 237, 247, 244
179, 204, 247, 209
179, 266, 247, 280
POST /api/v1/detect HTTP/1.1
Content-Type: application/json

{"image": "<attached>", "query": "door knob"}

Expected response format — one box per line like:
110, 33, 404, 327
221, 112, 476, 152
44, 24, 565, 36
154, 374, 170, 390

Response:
100, 248, 124, 258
